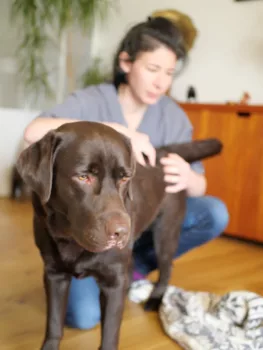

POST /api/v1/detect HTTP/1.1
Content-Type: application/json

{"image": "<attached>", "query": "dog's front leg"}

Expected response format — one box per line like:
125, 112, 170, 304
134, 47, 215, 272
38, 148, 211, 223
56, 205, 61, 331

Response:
41, 269, 71, 350
144, 195, 186, 311
98, 272, 128, 350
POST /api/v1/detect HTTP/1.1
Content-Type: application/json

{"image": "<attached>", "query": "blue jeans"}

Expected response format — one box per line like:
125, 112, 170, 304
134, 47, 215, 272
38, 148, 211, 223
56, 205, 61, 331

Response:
65, 195, 229, 330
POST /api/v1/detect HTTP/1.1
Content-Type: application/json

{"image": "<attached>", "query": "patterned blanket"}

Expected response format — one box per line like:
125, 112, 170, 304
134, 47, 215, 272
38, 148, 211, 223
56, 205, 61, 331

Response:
128, 280, 263, 350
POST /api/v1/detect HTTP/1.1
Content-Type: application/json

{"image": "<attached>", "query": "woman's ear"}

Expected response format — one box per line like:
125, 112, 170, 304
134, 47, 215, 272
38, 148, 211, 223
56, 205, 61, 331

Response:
119, 51, 132, 74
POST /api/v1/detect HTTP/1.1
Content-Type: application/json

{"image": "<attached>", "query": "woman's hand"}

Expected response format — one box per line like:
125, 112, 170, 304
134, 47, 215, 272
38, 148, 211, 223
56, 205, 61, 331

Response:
111, 123, 156, 167
129, 131, 156, 167
160, 153, 207, 196
160, 153, 192, 193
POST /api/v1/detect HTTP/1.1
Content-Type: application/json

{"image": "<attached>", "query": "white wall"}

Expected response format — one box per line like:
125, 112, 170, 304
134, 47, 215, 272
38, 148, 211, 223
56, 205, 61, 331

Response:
90, 0, 263, 104
0, 108, 39, 197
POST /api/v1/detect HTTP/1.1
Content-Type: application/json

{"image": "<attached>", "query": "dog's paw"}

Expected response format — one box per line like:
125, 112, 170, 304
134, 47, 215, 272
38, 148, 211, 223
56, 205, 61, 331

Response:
144, 297, 162, 312
41, 339, 60, 350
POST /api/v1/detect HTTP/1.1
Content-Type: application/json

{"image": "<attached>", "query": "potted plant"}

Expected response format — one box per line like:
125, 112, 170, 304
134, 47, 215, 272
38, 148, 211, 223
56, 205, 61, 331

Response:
10, 0, 118, 104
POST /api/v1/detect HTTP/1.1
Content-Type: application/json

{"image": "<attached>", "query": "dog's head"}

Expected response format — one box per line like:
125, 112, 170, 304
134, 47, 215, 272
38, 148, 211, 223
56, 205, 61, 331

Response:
16, 121, 136, 252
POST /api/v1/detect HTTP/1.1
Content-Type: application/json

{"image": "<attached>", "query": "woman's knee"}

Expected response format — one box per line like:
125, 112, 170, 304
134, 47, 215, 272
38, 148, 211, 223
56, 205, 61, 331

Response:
65, 276, 101, 330
66, 305, 100, 330
185, 195, 229, 239
204, 196, 229, 237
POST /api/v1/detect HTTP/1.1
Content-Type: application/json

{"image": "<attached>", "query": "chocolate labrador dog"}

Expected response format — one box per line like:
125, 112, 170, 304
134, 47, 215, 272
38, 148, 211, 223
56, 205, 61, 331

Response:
16, 121, 222, 350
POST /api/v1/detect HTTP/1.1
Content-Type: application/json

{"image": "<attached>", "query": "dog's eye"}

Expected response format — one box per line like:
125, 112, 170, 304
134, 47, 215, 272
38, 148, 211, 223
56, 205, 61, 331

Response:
88, 164, 99, 176
117, 168, 132, 183
76, 175, 94, 185
119, 168, 132, 180
119, 170, 127, 178
89, 168, 99, 176
78, 175, 89, 181
120, 176, 130, 183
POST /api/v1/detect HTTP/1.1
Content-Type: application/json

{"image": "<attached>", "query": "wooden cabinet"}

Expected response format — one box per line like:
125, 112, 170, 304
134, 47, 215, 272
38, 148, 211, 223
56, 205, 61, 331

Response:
179, 103, 263, 243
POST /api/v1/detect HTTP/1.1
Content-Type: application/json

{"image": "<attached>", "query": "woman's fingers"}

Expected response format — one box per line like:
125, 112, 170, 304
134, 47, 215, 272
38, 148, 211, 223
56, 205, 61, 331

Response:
162, 165, 179, 175
145, 144, 156, 167
165, 182, 187, 193
164, 174, 180, 184
134, 148, 146, 166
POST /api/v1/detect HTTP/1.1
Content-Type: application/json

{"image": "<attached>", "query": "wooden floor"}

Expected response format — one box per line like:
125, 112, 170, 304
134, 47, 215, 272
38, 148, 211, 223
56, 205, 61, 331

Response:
1, 198, 263, 350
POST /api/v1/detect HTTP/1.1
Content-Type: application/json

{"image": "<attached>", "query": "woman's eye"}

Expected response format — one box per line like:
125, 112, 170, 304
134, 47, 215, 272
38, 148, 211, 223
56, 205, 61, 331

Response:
147, 67, 158, 72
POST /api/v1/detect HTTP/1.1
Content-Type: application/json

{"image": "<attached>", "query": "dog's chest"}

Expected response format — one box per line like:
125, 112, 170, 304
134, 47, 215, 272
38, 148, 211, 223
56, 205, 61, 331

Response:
55, 238, 128, 281
54, 238, 106, 279
55, 238, 84, 266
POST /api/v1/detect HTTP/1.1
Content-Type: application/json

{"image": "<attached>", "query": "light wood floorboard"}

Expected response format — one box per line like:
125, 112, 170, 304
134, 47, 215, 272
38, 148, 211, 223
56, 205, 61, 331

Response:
1, 199, 263, 349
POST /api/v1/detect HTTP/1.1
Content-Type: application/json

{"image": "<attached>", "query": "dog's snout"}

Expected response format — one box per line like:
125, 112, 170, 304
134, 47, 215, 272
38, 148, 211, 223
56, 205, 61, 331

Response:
104, 211, 130, 249
108, 221, 129, 240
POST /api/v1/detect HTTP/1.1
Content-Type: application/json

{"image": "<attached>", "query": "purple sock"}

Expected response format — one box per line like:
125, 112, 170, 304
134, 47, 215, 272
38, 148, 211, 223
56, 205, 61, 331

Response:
132, 271, 145, 281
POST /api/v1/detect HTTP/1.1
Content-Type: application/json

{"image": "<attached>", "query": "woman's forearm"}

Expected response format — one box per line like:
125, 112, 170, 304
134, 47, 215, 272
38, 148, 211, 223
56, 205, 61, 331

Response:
24, 118, 129, 145
186, 170, 207, 197
24, 117, 80, 144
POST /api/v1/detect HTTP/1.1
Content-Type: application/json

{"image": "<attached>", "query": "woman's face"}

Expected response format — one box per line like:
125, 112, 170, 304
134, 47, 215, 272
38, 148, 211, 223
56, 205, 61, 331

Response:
119, 45, 177, 105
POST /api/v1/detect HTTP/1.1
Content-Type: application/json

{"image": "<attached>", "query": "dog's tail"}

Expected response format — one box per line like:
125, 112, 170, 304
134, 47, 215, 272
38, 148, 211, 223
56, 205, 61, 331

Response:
157, 138, 223, 163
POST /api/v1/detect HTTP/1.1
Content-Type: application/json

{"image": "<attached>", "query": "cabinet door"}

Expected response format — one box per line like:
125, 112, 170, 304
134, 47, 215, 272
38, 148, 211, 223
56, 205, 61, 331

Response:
186, 109, 263, 242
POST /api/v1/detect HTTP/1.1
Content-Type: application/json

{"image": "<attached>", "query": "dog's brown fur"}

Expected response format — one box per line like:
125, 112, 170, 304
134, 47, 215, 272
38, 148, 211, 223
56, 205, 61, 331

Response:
16, 121, 222, 350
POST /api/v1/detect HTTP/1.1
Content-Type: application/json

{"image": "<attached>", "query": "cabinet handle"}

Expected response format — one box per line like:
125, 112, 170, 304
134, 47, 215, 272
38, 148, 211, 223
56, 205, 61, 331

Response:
237, 111, 251, 118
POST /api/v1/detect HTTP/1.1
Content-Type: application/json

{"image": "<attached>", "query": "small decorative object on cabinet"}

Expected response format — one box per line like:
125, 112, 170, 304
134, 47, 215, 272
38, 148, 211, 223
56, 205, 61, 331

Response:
187, 86, 197, 102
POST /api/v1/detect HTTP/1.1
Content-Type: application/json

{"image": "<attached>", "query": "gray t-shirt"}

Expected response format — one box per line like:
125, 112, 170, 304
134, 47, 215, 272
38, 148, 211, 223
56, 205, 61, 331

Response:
39, 83, 204, 173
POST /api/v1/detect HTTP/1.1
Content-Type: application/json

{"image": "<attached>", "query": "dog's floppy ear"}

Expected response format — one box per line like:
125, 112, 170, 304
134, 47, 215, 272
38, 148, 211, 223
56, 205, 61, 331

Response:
118, 132, 136, 202
127, 152, 136, 201
127, 180, 133, 201
16, 130, 62, 204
